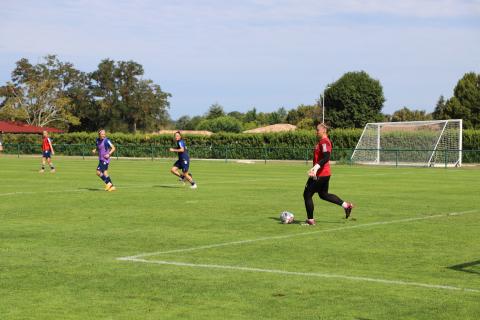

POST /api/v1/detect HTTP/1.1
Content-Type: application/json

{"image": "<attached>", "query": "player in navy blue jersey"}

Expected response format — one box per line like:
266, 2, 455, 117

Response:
169, 131, 197, 189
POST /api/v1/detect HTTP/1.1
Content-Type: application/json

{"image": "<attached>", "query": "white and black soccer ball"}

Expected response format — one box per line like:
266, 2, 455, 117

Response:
280, 211, 295, 224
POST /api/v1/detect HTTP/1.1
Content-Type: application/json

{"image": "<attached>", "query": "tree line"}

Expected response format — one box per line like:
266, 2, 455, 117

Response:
0, 55, 171, 132
1, 55, 479, 132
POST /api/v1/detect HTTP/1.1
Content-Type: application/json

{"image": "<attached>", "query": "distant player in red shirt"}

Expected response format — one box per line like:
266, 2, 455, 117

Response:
40, 131, 55, 173
303, 123, 353, 225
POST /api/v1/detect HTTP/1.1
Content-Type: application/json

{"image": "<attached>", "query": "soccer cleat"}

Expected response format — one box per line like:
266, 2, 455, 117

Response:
50, 169, 56, 173
105, 182, 113, 191
190, 183, 197, 189
107, 186, 116, 192
39, 169, 45, 173
305, 219, 316, 225
344, 203, 354, 219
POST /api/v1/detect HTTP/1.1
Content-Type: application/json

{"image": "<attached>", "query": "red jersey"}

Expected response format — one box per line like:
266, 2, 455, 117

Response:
42, 137, 52, 152
313, 136, 332, 177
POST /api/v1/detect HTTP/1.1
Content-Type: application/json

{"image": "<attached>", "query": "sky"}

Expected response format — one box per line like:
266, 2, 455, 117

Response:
1, 0, 479, 120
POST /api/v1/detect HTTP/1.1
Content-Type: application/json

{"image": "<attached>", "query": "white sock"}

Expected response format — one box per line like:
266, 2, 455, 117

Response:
342, 202, 349, 208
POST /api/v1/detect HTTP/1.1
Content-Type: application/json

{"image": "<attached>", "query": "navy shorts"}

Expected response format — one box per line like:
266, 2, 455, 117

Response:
42, 151, 51, 158
97, 161, 109, 173
174, 159, 190, 173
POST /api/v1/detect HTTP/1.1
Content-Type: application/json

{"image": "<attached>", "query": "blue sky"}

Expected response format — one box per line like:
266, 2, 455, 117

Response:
1, 0, 479, 119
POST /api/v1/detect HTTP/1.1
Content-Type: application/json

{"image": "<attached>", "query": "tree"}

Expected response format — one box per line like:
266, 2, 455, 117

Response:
89, 59, 171, 132
0, 55, 80, 128
432, 73, 480, 128
227, 111, 244, 120
391, 107, 432, 122
197, 116, 243, 133
296, 118, 315, 129
205, 103, 225, 119
244, 107, 258, 123
324, 71, 385, 128
432, 95, 447, 120
286, 104, 319, 125
176, 115, 192, 129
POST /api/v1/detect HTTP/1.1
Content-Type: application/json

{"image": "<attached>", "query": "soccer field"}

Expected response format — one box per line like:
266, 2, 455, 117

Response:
1, 156, 479, 319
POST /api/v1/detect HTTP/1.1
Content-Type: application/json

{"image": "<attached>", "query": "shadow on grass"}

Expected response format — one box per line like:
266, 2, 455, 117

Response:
79, 187, 103, 192
447, 260, 480, 275
153, 184, 183, 189
269, 217, 343, 225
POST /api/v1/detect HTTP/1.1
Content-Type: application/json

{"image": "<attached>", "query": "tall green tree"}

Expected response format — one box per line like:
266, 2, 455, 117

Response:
0, 55, 80, 128
433, 73, 480, 128
89, 59, 171, 132
324, 71, 385, 128
205, 103, 225, 119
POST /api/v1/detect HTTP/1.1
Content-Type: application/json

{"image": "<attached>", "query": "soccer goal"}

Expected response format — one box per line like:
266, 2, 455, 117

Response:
351, 120, 462, 167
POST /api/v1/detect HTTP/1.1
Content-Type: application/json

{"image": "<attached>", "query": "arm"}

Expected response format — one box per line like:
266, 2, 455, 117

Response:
169, 146, 185, 153
169, 140, 185, 153
108, 143, 116, 157
104, 142, 116, 159
48, 139, 55, 155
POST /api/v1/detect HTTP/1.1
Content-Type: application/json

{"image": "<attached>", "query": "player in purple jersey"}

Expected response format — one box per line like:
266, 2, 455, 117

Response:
92, 129, 116, 191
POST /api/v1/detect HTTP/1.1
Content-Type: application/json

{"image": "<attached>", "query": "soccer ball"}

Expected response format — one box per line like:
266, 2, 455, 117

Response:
280, 211, 295, 224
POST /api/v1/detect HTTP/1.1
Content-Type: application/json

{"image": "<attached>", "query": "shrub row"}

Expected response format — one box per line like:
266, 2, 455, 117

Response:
2, 129, 479, 162
1, 129, 361, 148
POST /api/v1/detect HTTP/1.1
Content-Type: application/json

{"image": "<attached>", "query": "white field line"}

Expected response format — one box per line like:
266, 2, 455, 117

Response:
119, 210, 478, 260
117, 258, 480, 293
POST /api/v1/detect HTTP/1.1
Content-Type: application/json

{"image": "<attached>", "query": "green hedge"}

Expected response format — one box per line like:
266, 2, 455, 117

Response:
3, 128, 479, 149
1, 129, 479, 162
1, 129, 360, 148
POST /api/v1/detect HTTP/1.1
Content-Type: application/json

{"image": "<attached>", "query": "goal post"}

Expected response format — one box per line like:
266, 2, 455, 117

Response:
351, 120, 462, 167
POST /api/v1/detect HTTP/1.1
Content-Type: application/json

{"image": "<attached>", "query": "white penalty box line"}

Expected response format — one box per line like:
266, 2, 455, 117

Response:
117, 210, 480, 294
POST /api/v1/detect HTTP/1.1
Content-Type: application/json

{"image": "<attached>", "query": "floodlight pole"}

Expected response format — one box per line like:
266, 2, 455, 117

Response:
322, 94, 325, 124
322, 85, 330, 124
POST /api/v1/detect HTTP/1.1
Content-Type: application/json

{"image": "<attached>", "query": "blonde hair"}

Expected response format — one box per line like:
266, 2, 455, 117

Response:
317, 123, 329, 131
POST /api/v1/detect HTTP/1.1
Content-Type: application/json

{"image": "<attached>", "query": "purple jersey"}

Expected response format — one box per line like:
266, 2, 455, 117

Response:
96, 138, 113, 163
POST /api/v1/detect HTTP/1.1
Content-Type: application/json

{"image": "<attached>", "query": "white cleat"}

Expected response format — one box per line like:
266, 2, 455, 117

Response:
190, 184, 197, 189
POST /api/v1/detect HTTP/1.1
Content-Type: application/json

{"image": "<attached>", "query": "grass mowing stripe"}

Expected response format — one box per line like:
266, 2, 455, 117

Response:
118, 209, 477, 259
118, 258, 480, 294
0, 178, 297, 197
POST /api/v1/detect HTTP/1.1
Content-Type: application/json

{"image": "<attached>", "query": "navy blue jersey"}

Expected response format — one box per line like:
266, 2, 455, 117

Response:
177, 139, 189, 160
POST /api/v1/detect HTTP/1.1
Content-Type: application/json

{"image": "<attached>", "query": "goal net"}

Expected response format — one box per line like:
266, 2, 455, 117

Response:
351, 120, 462, 167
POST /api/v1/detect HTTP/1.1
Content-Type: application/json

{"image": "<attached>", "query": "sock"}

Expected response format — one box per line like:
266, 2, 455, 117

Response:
41, 165, 45, 170
99, 174, 108, 183
50, 164, 55, 169
190, 180, 196, 185
105, 177, 112, 184
342, 202, 349, 208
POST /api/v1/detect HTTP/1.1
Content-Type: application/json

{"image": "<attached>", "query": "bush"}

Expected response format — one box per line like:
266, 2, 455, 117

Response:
197, 116, 243, 133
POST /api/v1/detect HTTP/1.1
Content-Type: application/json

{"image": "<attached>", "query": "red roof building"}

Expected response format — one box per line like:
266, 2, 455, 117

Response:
0, 121, 63, 134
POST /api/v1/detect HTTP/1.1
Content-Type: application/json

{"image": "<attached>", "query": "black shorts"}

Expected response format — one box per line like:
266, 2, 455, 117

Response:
304, 176, 331, 195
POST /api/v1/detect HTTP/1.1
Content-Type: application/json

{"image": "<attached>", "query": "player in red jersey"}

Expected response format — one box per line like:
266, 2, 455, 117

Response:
303, 123, 353, 225
40, 131, 55, 173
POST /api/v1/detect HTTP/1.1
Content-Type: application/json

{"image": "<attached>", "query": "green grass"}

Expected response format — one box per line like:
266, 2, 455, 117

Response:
0, 156, 479, 320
